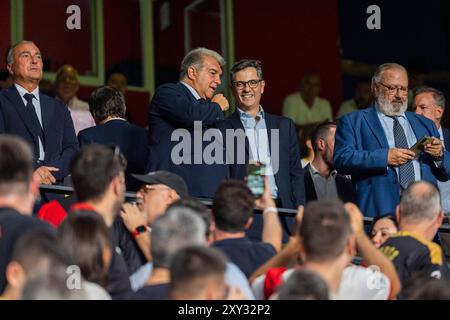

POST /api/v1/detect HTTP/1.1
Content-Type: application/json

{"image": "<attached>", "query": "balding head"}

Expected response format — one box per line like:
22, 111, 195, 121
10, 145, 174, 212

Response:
399, 181, 441, 224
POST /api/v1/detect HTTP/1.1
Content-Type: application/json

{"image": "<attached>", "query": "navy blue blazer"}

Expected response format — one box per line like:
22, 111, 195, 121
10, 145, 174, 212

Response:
0, 86, 78, 181
147, 82, 228, 198
221, 111, 305, 209
334, 105, 450, 217
442, 127, 450, 150
78, 119, 149, 191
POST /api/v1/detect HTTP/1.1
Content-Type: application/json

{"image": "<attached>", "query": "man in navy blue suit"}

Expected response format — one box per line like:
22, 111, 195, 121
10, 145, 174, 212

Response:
223, 59, 304, 209
147, 48, 230, 198
0, 41, 78, 184
334, 63, 450, 218
221, 59, 305, 239
412, 86, 450, 213
78, 86, 148, 191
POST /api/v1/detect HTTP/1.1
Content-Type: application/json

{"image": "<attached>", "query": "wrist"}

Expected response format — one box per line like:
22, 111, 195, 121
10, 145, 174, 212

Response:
263, 207, 278, 214
132, 225, 148, 238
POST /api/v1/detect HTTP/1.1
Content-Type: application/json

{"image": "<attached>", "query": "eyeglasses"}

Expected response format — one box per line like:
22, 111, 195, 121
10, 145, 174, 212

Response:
232, 79, 262, 89
378, 82, 408, 95
140, 184, 172, 195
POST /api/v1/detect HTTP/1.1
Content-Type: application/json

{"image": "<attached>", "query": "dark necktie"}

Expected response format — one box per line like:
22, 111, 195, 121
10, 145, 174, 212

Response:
389, 116, 415, 189
23, 93, 44, 155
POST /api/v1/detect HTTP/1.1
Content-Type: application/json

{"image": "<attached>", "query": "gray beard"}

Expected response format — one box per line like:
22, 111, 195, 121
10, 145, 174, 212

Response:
376, 94, 408, 116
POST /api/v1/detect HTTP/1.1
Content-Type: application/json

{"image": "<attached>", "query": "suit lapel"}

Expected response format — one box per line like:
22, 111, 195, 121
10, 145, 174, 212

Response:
5, 87, 39, 139
405, 112, 427, 140
39, 93, 54, 149
363, 106, 389, 148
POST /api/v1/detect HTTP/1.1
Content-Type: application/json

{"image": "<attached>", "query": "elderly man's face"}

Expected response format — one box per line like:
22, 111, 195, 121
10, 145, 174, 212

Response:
231, 67, 265, 112
375, 69, 408, 116
136, 184, 179, 224
413, 92, 443, 127
55, 66, 80, 103
190, 55, 222, 99
7, 42, 43, 85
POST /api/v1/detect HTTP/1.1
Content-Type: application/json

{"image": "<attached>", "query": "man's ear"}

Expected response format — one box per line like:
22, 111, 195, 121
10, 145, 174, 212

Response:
186, 66, 197, 80
395, 205, 401, 225
244, 217, 253, 230
6, 64, 13, 76
6, 261, 26, 289
435, 106, 444, 120
260, 80, 265, 94
435, 210, 445, 228
346, 234, 357, 257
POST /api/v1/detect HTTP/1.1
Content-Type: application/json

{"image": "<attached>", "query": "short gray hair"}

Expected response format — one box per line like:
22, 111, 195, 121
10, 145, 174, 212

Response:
7, 40, 36, 65
151, 206, 206, 268
179, 47, 225, 80
399, 181, 441, 224
230, 59, 263, 82
413, 86, 446, 110
371, 62, 408, 91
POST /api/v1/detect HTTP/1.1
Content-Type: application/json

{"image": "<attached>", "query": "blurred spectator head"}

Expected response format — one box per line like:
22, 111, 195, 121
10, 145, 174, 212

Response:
276, 269, 329, 300
0, 69, 13, 89
354, 78, 373, 108
412, 86, 446, 128
54, 65, 80, 104
370, 214, 398, 248
107, 72, 128, 96
168, 198, 213, 243
169, 246, 227, 300
132, 170, 188, 224
4, 231, 69, 300
21, 268, 87, 300
179, 47, 225, 100
0, 135, 36, 214
212, 180, 254, 233
300, 73, 321, 101
6, 40, 43, 87
70, 145, 127, 221
371, 63, 408, 116
397, 181, 443, 241
311, 121, 337, 168
151, 206, 206, 269
298, 199, 354, 264
88, 86, 126, 124
58, 212, 112, 288
403, 275, 450, 300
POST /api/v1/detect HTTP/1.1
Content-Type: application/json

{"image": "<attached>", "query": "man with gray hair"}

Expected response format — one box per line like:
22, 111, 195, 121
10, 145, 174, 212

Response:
412, 86, 450, 213
131, 206, 206, 299
147, 47, 230, 198
0, 40, 78, 184
380, 181, 449, 291
334, 62, 450, 218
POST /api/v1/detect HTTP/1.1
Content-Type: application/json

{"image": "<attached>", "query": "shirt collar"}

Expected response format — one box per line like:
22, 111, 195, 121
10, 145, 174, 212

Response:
438, 126, 444, 140
180, 81, 201, 100
309, 162, 337, 177
237, 106, 265, 120
15, 83, 40, 101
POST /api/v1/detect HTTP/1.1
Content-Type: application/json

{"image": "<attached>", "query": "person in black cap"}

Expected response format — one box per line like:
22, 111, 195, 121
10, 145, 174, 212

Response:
124, 170, 189, 226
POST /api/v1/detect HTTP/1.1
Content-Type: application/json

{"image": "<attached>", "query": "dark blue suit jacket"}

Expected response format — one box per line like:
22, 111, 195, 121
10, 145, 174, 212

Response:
78, 119, 149, 191
334, 105, 450, 217
442, 127, 450, 150
221, 111, 305, 209
147, 82, 228, 198
0, 86, 78, 181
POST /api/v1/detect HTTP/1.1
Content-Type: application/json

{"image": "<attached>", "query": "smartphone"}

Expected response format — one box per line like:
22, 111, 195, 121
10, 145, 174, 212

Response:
410, 136, 433, 157
246, 162, 266, 198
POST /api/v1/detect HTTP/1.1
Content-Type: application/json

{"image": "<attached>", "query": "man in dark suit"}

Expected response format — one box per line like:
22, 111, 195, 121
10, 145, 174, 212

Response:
223, 59, 304, 209
78, 86, 148, 191
221, 59, 305, 238
0, 41, 78, 184
304, 121, 355, 203
147, 47, 230, 198
412, 86, 450, 213
334, 63, 450, 218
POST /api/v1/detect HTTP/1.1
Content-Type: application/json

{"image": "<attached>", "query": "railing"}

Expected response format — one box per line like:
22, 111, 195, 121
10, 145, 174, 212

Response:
39, 184, 450, 233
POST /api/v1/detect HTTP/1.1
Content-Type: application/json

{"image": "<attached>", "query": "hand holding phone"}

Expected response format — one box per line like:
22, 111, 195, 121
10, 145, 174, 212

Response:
410, 136, 433, 157
246, 162, 266, 198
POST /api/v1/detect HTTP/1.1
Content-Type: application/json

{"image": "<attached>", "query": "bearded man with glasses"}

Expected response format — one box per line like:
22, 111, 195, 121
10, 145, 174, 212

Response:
334, 62, 450, 218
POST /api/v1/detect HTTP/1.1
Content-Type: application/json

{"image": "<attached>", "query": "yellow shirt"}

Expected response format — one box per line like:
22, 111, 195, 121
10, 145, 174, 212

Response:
282, 92, 332, 125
